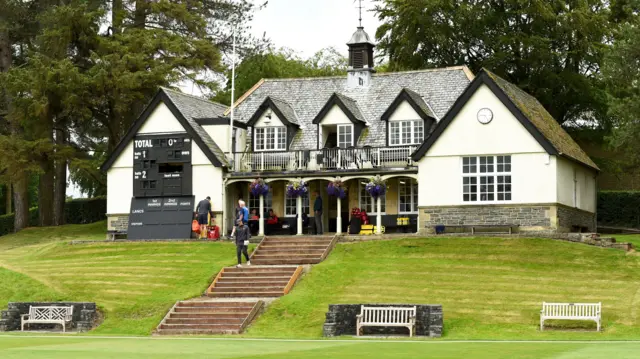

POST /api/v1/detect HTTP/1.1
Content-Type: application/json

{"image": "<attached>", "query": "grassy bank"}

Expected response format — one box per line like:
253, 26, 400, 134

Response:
247, 237, 640, 340
0, 222, 237, 335
1, 223, 639, 339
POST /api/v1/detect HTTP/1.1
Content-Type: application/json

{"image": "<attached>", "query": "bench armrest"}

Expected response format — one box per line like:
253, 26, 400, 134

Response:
21, 314, 30, 320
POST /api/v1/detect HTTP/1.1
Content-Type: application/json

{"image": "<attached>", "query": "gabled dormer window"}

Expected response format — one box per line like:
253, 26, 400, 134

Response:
389, 120, 424, 146
254, 127, 287, 151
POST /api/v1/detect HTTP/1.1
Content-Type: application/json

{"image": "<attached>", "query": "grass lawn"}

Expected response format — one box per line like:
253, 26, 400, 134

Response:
247, 237, 640, 340
611, 234, 640, 249
0, 222, 241, 335
1, 223, 639, 340
1, 337, 640, 359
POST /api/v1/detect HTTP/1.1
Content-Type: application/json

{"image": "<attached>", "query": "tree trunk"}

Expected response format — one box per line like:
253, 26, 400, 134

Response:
53, 128, 67, 225
38, 155, 55, 226
112, 0, 123, 34
134, 0, 147, 28
13, 173, 29, 231
5, 183, 11, 214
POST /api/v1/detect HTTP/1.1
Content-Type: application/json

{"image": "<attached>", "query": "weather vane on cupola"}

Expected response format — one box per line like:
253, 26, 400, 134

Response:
355, 0, 363, 27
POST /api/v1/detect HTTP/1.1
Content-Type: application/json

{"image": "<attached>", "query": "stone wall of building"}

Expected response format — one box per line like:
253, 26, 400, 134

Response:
0, 302, 97, 332
107, 214, 129, 232
556, 205, 596, 232
419, 205, 552, 234
323, 304, 442, 337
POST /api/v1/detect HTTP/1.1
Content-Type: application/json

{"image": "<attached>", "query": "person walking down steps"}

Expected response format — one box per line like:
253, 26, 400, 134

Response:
235, 219, 251, 267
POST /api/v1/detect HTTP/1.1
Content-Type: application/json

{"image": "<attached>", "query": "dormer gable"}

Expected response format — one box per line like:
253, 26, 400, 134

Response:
247, 97, 299, 151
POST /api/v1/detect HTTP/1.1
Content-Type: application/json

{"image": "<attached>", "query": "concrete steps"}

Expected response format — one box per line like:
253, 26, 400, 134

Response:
156, 301, 263, 335
206, 266, 303, 298
249, 236, 336, 265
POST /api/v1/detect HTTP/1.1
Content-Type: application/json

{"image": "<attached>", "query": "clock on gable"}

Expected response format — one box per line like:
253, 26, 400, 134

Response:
477, 108, 493, 124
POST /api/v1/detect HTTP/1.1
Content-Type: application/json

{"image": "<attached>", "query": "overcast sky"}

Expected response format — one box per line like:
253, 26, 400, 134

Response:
250, 0, 381, 57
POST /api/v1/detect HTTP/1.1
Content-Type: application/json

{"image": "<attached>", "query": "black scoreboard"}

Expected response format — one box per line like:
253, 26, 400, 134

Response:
128, 134, 195, 240
128, 196, 195, 240
133, 134, 193, 198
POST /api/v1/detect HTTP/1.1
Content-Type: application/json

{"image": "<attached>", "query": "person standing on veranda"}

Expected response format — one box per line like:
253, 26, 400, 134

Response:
313, 191, 323, 235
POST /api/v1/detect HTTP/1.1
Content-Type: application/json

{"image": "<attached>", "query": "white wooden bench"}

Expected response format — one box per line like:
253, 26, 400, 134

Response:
540, 302, 601, 331
356, 305, 417, 337
21, 306, 74, 332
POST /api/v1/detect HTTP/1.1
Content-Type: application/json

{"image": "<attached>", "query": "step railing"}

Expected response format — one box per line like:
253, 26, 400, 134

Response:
231, 146, 416, 173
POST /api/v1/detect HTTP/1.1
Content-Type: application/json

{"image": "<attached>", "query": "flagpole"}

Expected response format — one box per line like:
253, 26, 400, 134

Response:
229, 29, 236, 159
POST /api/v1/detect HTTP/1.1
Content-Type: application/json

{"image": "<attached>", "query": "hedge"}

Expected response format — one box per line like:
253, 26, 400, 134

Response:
597, 191, 640, 228
0, 197, 106, 237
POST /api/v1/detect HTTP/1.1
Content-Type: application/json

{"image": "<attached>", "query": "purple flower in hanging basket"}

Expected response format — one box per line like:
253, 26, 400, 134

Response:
249, 179, 270, 197
286, 180, 308, 197
327, 181, 347, 199
365, 177, 386, 198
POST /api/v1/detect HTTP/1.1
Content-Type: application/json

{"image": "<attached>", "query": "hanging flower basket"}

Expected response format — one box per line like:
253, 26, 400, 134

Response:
327, 180, 347, 199
365, 175, 387, 198
249, 178, 270, 197
286, 179, 308, 197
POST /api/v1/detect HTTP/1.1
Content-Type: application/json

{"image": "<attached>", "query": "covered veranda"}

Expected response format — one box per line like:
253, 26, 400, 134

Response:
222, 172, 419, 237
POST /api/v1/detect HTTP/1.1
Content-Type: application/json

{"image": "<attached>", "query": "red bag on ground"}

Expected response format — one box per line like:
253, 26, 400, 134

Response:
208, 226, 220, 240
192, 220, 201, 234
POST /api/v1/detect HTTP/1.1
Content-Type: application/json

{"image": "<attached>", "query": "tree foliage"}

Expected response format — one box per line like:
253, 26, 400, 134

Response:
213, 47, 347, 105
373, 0, 636, 126
604, 21, 640, 165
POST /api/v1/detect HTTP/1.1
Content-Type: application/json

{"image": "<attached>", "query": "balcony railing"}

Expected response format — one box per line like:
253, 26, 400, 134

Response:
231, 146, 417, 173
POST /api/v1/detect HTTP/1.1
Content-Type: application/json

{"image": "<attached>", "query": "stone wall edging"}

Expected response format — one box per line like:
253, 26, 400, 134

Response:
0, 302, 98, 332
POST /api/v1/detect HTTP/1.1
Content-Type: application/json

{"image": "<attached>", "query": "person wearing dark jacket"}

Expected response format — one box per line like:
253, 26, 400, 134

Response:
313, 191, 323, 235
235, 219, 251, 267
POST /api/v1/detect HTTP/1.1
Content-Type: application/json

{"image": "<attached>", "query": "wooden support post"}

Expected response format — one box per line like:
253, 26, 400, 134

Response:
336, 196, 342, 235
376, 196, 382, 235
296, 195, 303, 235
259, 194, 265, 236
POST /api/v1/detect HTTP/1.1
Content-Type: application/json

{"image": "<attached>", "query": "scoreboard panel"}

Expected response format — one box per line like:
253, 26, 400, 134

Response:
128, 196, 195, 240
133, 134, 193, 198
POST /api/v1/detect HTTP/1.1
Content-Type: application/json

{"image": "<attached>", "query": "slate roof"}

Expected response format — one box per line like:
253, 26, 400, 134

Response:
484, 71, 598, 170
404, 88, 437, 120
161, 88, 229, 166
333, 93, 367, 123
269, 97, 299, 125
231, 66, 473, 149
101, 88, 229, 171
411, 70, 598, 170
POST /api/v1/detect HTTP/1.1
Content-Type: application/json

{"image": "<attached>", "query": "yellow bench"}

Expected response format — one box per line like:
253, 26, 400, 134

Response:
358, 224, 385, 235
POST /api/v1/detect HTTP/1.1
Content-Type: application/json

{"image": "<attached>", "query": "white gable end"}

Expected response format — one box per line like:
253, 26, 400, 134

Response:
427, 84, 545, 157
388, 100, 422, 122
138, 102, 187, 134
318, 105, 352, 125
254, 111, 284, 127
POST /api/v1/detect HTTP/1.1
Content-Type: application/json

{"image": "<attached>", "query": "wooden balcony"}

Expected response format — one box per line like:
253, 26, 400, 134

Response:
230, 146, 417, 174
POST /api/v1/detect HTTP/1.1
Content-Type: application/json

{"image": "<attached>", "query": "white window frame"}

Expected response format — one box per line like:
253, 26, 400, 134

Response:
337, 124, 354, 148
254, 126, 287, 152
284, 184, 310, 217
461, 155, 512, 203
249, 191, 272, 218
359, 183, 386, 214
389, 120, 424, 146
398, 178, 418, 214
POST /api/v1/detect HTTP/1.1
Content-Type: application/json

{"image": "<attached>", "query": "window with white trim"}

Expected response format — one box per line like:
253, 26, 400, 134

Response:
398, 178, 418, 213
337, 124, 353, 148
284, 187, 310, 217
249, 192, 272, 218
389, 120, 424, 146
462, 155, 511, 202
254, 127, 286, 151
359, 183, 386, 214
